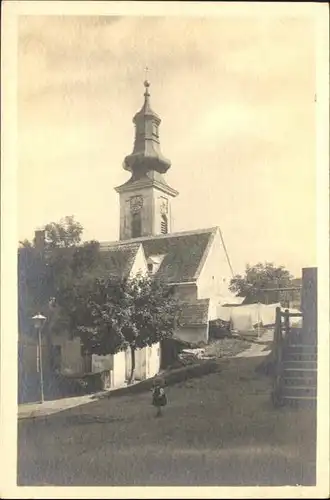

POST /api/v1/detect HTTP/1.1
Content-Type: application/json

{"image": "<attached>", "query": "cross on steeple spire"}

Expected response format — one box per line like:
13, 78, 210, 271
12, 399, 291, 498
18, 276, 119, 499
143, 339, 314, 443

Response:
144, 65, 150, 82
144, 66, 151, 97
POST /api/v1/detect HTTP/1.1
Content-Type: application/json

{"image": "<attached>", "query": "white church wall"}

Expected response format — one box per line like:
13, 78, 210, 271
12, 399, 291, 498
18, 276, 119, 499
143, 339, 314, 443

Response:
208, 299, 219, 321
197, 228, 232, 302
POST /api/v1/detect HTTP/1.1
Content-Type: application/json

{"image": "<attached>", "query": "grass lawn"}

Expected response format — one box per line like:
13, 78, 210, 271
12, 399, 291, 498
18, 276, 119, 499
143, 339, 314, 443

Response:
17, 354, 316, 486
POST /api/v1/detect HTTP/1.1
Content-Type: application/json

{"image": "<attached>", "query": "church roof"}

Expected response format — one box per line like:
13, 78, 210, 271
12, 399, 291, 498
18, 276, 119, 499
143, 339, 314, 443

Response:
100, 227, 218, 284
179, 299, 210, 327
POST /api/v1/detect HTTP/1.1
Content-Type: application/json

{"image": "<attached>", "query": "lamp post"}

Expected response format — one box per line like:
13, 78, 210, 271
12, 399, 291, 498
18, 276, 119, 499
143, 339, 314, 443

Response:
32, 313, 47, 403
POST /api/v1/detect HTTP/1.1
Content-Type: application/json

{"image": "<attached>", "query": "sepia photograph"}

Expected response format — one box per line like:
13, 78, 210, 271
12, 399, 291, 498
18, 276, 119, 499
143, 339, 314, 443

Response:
1, 1, 329, 498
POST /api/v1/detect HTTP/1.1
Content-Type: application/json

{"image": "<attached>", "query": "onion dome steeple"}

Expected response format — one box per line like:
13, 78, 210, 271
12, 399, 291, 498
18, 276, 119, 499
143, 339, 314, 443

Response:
123, 80, 171, 175
115, 75, 178, 241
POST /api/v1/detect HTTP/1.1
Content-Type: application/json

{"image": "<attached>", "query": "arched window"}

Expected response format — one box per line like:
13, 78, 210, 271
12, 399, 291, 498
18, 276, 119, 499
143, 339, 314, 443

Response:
161, 214, 168, 234
131, 212, 142, 238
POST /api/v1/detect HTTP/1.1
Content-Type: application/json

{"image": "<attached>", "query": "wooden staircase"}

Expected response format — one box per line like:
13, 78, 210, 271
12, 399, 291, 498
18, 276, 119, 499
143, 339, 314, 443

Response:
272, 309, 317, 408
281, 342, 317, 407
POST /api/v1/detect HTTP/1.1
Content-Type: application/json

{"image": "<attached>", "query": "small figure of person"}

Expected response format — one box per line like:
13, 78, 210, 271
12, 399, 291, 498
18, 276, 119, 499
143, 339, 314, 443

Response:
152, 379, 167, 417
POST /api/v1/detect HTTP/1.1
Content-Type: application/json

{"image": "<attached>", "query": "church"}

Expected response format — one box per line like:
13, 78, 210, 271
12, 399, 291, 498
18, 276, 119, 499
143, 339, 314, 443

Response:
99, 78, 236, 345
18, 79, 237, 400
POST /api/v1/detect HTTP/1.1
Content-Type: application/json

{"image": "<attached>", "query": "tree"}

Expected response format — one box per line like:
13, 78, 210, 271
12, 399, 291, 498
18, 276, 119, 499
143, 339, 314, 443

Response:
229, 262, 293, 304
18, 244, 53, 334
18, 216, 100, 337
50, 240, 104, 335
43, 215, 83, 249
76, 274, 180, 384
19, 239, 33, 248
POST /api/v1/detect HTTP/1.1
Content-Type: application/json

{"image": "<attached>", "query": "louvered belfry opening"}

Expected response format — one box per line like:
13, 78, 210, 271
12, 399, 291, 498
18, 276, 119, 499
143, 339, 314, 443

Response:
161, 214, 168, 234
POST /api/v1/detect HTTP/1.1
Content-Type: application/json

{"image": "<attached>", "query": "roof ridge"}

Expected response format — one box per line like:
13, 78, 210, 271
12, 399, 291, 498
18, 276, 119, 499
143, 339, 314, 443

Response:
100, 227, 220, 247
100, 241, 142, 249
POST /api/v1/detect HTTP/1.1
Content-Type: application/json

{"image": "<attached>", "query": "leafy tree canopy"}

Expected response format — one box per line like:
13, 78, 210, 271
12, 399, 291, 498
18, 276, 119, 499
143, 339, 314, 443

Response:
76, 274, 180, 383
18, 216, 180, 378
18, 217, 100, 335
229, 262, 293, 304
43, 215, 83, 249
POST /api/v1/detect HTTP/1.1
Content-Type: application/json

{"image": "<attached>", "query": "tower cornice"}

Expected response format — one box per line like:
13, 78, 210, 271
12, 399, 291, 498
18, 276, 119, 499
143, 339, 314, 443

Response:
115, 176, 179, 198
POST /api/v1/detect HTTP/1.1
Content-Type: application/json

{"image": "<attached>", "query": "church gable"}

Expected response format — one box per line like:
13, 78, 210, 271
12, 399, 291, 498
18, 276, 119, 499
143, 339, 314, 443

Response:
196, 227, 234, 301
129, 244, 148, 277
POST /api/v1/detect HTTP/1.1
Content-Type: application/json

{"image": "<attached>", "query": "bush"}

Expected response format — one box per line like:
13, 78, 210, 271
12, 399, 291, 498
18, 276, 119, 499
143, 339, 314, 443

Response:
209, 319, 232, 339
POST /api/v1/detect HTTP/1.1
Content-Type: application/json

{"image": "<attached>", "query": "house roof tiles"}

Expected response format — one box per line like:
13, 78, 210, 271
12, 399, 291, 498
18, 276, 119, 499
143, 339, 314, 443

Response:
100, 242, 141, 279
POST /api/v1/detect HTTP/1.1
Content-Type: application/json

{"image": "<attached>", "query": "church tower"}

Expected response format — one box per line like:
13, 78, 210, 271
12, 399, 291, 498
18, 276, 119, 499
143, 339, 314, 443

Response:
115, 79, 179, 241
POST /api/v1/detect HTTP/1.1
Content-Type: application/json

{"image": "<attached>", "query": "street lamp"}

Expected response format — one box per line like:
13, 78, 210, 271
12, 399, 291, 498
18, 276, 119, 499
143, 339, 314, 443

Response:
32, 313, 47, 404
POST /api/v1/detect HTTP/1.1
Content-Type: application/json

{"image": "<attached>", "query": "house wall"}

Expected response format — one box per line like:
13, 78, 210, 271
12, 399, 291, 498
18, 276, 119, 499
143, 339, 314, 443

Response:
146, 342, 161, 378
112, 351, 127, 388
174, 324, 209, 345
52, 336, 83, 375
18, 334, 49, 376
135, 347, 147, 380
125, 348, 132, 381
134, 344, 161, 381
197, 229, 232, 302
92, 354, 113, 373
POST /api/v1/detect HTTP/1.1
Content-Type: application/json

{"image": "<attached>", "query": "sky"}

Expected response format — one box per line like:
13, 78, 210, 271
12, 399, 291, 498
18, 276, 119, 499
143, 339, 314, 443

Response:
17, 14, 317, 277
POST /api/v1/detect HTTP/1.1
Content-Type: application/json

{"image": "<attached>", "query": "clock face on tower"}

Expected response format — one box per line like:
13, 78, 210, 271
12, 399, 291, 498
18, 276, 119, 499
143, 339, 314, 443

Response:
130, 195, 143, 214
